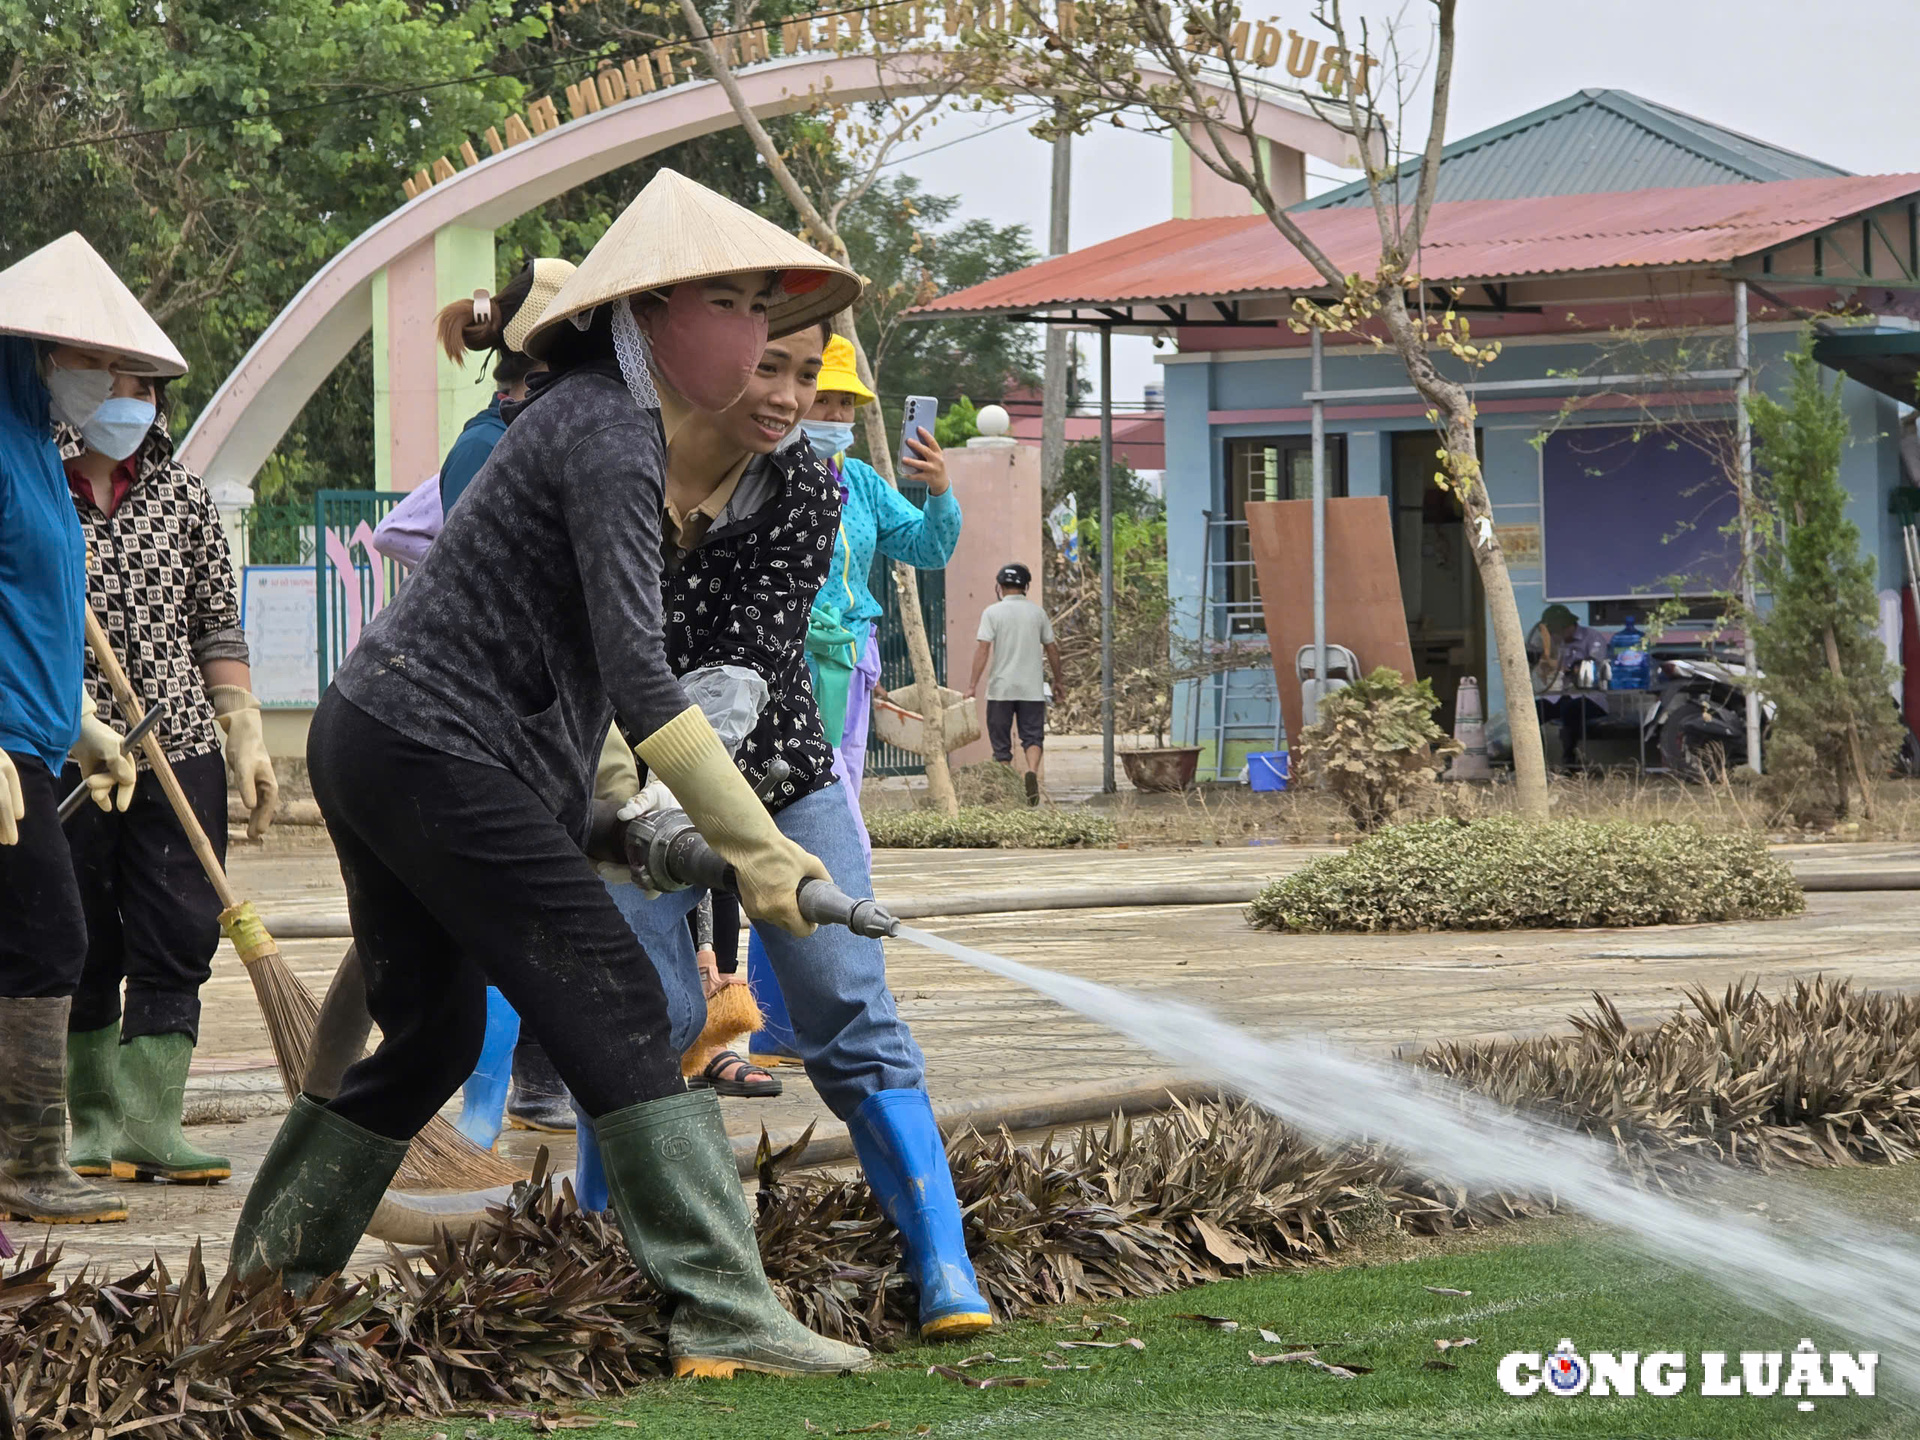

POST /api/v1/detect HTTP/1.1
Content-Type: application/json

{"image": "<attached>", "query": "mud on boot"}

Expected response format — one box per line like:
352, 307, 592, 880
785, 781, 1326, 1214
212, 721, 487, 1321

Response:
64, 1021, 122, 1178
111, 1033, 230, 1183
230, 1095, 408, 1295
597, 1087, 870, 1377
0, 998, 127, 1224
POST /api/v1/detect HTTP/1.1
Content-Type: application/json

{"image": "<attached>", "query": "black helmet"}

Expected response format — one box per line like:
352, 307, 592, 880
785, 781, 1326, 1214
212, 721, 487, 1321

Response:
997, 561, 1031, 588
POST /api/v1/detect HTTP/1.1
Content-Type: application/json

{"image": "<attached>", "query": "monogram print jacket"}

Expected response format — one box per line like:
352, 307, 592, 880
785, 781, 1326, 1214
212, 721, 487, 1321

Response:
662, 435, 842, 813
58, 416, 249, 767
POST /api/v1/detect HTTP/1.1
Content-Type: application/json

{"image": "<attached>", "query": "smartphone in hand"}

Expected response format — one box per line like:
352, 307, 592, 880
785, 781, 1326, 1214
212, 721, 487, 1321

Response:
900, 395, 938, 474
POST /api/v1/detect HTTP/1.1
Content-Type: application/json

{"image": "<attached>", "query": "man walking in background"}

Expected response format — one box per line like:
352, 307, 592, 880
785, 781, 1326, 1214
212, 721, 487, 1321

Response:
967, 562, 1066, 805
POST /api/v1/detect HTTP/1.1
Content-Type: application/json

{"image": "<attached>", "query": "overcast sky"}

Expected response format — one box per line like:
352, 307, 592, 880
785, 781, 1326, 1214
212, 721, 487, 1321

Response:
885, 0, 1920, 413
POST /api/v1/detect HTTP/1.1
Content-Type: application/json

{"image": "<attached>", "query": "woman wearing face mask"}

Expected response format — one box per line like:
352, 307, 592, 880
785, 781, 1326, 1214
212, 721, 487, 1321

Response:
229, 171, 873, 1381
429, 258, 591, 1145
797, 340, 956, 848
743, 338, 957, 1066
0, 233, 168, 1226
581, 320, 994, 1344
54, 366, 275, 1190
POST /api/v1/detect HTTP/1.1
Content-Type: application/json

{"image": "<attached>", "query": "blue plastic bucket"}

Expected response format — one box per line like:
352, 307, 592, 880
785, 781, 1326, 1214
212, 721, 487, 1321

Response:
1247, 751, 1290, 792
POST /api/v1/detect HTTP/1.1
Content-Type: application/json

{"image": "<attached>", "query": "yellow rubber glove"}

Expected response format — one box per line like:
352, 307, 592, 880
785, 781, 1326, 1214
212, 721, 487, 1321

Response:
72, 690, 137, 813
636, 705, 829, 937
0, 749, 22, 845
208, 685, 279, 839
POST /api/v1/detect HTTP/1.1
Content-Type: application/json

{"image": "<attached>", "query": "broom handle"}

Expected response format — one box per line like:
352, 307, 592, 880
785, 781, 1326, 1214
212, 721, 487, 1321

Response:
83, 610, 240, 910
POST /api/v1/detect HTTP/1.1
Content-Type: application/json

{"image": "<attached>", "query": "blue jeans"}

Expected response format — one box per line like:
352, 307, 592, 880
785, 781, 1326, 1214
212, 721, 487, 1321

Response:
606, 784, 924, 1119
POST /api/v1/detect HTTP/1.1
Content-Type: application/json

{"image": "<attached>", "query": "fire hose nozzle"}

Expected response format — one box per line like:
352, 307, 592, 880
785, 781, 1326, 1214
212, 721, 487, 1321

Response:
796, 878, 901, 938
587, 799, 900, 937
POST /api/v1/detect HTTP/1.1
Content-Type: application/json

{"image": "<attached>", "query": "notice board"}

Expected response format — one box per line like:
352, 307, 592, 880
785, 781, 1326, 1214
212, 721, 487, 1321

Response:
240, 566, 318, 708
1541, 425, 1738, 600
1244, 497, 1416, 746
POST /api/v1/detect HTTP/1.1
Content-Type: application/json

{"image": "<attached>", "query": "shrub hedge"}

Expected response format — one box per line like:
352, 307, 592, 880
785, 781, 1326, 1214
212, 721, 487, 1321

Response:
864, 805, 1117, 849
1247, 817, 1803, 932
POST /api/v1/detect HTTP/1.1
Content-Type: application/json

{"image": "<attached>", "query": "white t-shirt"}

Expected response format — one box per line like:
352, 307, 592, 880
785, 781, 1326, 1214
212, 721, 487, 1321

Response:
977, 594, 1055, 701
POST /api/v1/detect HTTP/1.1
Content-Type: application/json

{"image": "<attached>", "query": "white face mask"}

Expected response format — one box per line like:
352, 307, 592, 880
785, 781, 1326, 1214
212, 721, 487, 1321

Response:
47, 365, 115, 430
80, 397, 157, 461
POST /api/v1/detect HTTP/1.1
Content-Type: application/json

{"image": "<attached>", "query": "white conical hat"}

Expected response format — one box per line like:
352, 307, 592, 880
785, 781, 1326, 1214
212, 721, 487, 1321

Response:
0, 233, 187, 377
502, 257, 578, 355
522, 169, 861, 355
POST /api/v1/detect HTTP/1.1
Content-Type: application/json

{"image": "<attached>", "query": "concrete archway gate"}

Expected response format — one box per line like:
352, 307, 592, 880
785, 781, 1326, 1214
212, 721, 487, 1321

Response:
179, 43, 1362, 495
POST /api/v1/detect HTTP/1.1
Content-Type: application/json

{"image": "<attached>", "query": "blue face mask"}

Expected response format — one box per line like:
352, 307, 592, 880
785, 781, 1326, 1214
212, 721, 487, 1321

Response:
79, 397, 157, 461
801, 420, 855, 461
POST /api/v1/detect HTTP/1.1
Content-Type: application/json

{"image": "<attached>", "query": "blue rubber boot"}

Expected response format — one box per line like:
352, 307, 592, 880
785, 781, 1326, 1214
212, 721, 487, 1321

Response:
572, 1101, 609, 1213
455, 988, 520, 1150
744, 929, 800, 1063
846, 1089, 992, 1340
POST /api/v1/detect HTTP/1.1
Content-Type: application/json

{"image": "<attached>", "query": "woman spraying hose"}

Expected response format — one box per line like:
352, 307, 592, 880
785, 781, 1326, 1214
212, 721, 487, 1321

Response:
428, 257, 586, 1144
229, 170, 871, 1380
581, 320, 993, 1343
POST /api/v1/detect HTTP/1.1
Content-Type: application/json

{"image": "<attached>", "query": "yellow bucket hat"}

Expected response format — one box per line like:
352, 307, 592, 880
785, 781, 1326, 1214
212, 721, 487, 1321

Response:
816, 334, 876, 403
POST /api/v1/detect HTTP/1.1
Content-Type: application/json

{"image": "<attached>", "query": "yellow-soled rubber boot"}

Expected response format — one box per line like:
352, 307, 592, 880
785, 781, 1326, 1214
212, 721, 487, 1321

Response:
597, 1087, 870, 1377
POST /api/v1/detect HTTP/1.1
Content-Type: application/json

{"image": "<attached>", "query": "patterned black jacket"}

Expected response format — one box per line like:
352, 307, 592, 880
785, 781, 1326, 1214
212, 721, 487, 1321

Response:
57, 416, 249, 768
662, 435, 842, 813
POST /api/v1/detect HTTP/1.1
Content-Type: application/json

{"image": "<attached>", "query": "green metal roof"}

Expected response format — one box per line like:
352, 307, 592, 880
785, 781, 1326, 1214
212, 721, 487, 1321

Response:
1296, 89, 1848, 211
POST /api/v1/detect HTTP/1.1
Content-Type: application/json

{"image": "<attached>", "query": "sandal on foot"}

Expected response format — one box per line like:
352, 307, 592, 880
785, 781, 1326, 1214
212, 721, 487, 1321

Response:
701, 1051, 782, 1098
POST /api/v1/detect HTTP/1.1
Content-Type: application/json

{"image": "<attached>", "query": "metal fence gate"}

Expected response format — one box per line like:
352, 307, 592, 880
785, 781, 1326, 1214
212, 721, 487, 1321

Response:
315, 490, 404, 699
864, 480, 948, 778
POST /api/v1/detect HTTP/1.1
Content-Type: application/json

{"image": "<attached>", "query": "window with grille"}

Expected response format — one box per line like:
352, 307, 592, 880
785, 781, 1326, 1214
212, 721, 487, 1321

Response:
1220, 436, 1347, 631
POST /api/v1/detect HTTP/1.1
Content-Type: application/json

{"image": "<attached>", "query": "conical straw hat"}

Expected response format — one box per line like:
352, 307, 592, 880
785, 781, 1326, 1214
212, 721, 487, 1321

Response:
522, 169, 861, 355
0, 233, 187, 377
502, 257, 578, 354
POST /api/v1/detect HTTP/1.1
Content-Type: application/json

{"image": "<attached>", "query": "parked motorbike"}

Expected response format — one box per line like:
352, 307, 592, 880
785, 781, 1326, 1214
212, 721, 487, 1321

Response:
1641, 657, 1772, 780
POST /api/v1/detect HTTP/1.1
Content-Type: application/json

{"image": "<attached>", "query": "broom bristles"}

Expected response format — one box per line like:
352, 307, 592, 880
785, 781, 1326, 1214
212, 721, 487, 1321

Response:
244, 943, 526, 1192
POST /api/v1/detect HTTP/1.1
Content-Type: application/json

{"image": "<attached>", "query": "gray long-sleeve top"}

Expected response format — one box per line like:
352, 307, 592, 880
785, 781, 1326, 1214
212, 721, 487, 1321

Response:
333, 362, 690, 842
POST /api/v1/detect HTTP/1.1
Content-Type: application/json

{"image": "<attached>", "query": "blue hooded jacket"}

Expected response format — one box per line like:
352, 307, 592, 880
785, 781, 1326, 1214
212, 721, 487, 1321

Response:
0, 336, 85, 770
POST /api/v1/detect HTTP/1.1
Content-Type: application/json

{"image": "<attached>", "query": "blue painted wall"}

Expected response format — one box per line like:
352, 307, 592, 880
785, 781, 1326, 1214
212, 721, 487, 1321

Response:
1166, 328, 1907, 754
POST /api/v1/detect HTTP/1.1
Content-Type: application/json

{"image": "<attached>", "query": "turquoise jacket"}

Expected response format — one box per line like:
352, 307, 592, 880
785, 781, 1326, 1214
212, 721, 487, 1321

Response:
813, 456, 962, 660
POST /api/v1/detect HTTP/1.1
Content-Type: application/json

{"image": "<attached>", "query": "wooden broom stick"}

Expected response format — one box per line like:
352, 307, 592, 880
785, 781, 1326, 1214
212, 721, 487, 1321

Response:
82, 610, 316, 1090
84, 610, 239, 908
84, 609, 524, 1192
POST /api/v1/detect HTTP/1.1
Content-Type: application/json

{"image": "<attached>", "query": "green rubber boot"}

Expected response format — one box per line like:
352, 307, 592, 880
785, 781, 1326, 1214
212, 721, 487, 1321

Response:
65, 1022, 122, 1177
229, 1095, 408, 1295
598, 1087, 871, 1378
110, 1033, 230, 1183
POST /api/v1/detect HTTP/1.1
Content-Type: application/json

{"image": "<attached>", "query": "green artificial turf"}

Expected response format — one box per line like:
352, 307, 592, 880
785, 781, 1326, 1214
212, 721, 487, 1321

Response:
393, 1228, 1907, 1440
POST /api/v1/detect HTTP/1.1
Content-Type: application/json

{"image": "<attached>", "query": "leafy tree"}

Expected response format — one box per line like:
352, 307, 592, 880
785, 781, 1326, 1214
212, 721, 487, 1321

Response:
837, 174, 1041, 436
1, 0, 544, 496
966, 0, 1554, 818
1057, 437, 1159, 530
1748, 338, 1901, 823
0, 0, 542, 407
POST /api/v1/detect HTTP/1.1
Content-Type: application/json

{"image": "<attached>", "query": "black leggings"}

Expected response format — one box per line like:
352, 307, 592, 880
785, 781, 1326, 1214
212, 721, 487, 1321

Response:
0, 752, 87, 999
307, 691, 683, 1140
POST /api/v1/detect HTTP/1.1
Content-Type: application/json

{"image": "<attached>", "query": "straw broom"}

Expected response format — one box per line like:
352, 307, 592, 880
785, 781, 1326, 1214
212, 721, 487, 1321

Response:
84, 611, 521, 1192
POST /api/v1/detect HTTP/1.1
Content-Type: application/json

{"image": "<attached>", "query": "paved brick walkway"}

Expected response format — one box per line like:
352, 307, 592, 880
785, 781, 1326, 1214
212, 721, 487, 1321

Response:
21, 829, 1920, 1280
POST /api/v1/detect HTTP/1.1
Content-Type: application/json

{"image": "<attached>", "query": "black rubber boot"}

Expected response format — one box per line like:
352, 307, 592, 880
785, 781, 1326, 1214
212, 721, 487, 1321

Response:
229, 1095, 408, 1294
506, 1039, 577, 1132
598, 1088, 870, 1377
0, 998, 127, 1224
